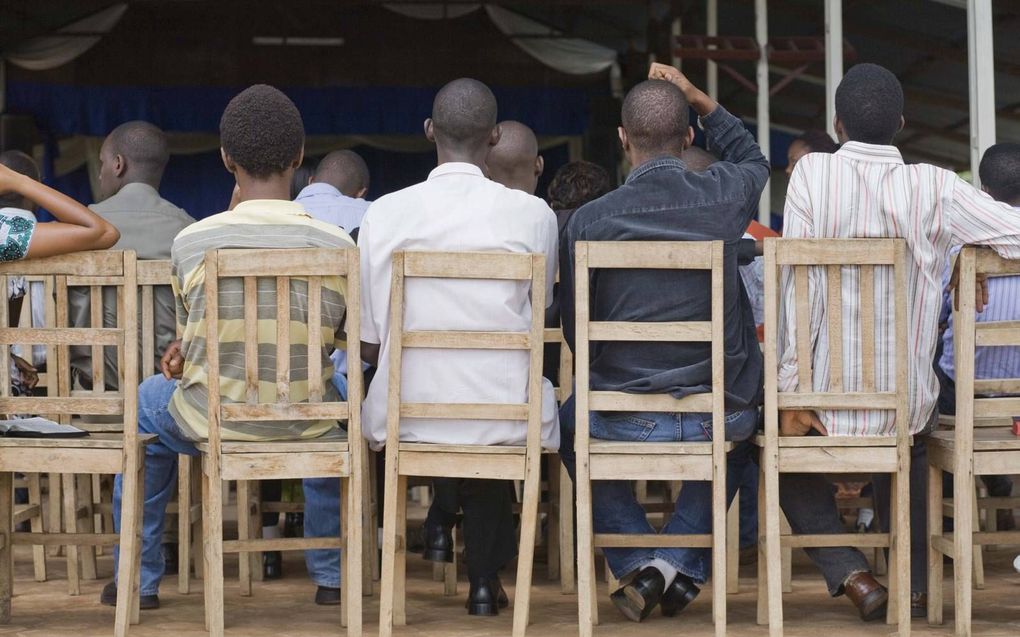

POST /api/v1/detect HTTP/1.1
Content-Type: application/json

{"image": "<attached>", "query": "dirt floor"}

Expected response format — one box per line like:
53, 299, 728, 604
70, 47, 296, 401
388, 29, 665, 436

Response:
3, 542, 1020, 637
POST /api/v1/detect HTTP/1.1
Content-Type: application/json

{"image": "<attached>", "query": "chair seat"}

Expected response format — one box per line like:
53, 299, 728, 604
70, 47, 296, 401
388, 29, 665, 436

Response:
196, 437, 349, 454
0, 432, 156, 449
397, 442, 525, 455
930, 427, 1020, 451
752, 434, 899, 448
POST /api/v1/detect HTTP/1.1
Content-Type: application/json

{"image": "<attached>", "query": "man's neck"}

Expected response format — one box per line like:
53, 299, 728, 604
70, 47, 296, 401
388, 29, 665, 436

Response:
435, 147, 489, 173
236, 176, 291, 203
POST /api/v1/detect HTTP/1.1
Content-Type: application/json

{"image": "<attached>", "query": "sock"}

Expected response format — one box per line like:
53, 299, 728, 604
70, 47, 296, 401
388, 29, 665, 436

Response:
263, 524, 281, 540
646, 557, 678, 586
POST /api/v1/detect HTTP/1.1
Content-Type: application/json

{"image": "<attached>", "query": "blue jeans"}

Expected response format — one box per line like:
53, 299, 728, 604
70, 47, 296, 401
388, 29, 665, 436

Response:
559, 394, 757, 585
113, 373, 349, 594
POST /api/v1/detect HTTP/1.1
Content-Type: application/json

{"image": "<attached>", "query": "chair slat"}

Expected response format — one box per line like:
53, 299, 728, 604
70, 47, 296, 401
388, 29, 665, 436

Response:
588, 321, 712, 343
307, 275, 323, 402
275, 277, 290, 403
859, 264, 876, 392
777, 392, 898, 410
216, 249, 349, 277
0, 328, 121, 346
588, 390, 712, 413
975, 321, 1020, 347
826, 265, 843, 392
583, 240, 714, 269
794, 265, 812, 391
243, 277, 258, 405
402, 331, 530, 350
399, 402, 528, 420
775, 239, 897, 266
221, 403, 348, 422
402, 250, 534, 280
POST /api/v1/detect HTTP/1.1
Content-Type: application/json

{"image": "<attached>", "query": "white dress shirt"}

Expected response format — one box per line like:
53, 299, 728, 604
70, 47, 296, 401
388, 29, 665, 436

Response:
359, 162, 560, 450
779, 142, 1020, 436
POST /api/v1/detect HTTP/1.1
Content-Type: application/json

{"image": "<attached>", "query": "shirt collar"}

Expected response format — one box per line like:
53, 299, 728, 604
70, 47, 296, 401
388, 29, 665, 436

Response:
428, 162, 485, 180
625, 156, 688, 184
296, 182, 342, 199
835, 141, 904, 165
233, 199, 310, 216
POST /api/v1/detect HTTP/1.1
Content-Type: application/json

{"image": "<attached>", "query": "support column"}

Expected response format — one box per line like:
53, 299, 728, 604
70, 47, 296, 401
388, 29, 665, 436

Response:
707, 0, 719, 100
967, 0, 996, 186
755, 0, 770, 224
824, 0, 843, 139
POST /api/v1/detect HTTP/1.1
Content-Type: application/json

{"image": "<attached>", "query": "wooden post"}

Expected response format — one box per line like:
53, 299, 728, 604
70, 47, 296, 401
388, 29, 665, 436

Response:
755, 0, 771, 225
824, 0, 843, 139
706, 0, 719, 100
967, 0, 996, 185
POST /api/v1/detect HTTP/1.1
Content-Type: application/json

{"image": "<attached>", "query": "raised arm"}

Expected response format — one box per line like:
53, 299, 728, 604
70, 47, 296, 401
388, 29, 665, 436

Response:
0, 165, 119, 259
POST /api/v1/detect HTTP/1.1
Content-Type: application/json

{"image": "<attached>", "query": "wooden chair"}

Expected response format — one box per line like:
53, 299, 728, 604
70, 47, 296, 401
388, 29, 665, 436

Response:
198, 248, 363, 636
927, 246, 1020, 636
543, 326, 575, 594
756, 238, 911, 636
573, 240, 730, 637
0, 251, 146, 636
377, 250, 547, 637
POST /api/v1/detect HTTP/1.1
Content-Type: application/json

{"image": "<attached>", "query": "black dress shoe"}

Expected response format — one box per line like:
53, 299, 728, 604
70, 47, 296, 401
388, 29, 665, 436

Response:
609, 566, 665, 623
910, 591, 927, 619
465, 575, 509, 610
163, 542, 179, 575
314, 585, 341, 606
100, 581, 159, 610
660, 572, 700, 617
263, 551, 283, 580
466, 576, 501, 616
421, 520, 454, 563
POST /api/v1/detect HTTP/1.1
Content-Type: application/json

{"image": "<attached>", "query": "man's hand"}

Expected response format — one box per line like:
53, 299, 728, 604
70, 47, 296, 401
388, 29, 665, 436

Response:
779, 409, 827, 437
161, 339, 184, 380
648, 62, 716, 116
12, 354, 38, 390
948, 252, 989, 313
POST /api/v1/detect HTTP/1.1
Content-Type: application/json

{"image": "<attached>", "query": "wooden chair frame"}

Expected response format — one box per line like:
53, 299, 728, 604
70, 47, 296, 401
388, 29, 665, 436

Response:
756, 238, 911, 636
0, 251, 145, 637
377, 250, 547, 637
927, 246, 1020, 636
573, 240, 729, 637
198, 248, 363, 636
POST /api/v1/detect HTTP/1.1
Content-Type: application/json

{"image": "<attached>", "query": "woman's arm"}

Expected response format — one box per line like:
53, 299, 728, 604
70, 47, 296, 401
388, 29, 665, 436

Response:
0, 165, 119, 259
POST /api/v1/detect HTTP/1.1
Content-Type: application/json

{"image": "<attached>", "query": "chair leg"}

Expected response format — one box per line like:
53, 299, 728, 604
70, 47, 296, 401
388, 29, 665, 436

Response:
61, 473, 81, 596
378, 454, 404, 637
27, 473, 46, 582
927, 463, 944, 626
558, 462, 575, 595
368, 449, 380, 585
344, 470, 364, 637
780, 513, 792, 594
763, 458, 784, 637
340, 477, 349, 629
46, 473, 61, 557
889, 468, 911, 636
546, 455, 561, 583
361, 446, 376, 596
972, 489, 985, 590
954, 474, 974, 637
203, 460, 225, 637
726, 493, 739, 594
512, 455, 542, 637
0, 472, 14, 622
250, 481, 263, 584
114, 452, 144, 637
756, 462, 768, 626
190, 459, 204, 582
236, 480, 253, 597
711, 457, 728, 637
575, 466, 597, 637
77, 476, 98, 580
177, 454, 192, 594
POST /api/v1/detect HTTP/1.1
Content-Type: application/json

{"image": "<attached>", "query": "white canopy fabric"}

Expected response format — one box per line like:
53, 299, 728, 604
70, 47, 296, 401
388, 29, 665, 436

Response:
5, 4, 128, 71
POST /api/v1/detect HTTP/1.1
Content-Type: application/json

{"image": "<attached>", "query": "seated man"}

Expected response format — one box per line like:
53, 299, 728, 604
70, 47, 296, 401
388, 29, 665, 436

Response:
294, 149, 371, 234
102, 84, 355, 610
777, 64, 1020, 621
486, 120, 544, 195
358, 78, 558, 616
70, 120, 195, 389
558, 63, 768, 623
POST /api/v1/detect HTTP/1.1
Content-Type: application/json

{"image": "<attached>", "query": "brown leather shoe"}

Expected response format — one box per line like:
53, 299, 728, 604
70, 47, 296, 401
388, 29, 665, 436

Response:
910, 591, 927, 618
843, 572, 888, 622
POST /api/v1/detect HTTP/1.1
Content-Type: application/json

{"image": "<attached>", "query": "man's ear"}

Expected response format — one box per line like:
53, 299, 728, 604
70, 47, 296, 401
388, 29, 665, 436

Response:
355, 186, 368, 199
221, 148, 236, 174
489, 124, 502, 147
618, 126, 629, 152
684, 126, 695, 151
291, 146, 305, 169
112, 154, 127, 178
833, 116, 847, 142
981, 184, 991, 195
898, 115, 905, 134
535, 155, 545, 179
424, 118, 436, 143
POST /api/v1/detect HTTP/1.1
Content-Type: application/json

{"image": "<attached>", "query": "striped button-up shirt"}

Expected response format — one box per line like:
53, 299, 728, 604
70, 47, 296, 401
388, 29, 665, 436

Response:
779, 142, 1020, 435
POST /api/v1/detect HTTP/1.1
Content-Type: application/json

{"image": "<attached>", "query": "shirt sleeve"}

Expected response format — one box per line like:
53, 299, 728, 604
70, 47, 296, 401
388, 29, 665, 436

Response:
541, 206, 558, 309
0, 213, 35, 262
357, 213, 381, 346
700, 106, 771, 230
948, 173, 1020, 259
776, 161, 815, 393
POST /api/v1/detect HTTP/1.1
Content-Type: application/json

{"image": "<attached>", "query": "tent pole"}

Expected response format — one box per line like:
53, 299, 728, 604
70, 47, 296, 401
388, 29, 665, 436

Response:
706, 0, 718, 100
755, 0, 770, 225
824, 0, 843, 140
967, 0, 995, 186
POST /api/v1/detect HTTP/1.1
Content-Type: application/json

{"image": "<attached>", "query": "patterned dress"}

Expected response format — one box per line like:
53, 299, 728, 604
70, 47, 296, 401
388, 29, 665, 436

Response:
0, 208, 36, 262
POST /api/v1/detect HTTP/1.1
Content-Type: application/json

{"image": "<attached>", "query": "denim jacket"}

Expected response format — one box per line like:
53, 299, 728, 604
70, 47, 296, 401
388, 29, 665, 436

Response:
559, 105, 769, 409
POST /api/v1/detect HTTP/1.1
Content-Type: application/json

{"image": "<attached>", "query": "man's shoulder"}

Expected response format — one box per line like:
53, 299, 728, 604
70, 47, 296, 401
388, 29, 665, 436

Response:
562, 188, 619, 238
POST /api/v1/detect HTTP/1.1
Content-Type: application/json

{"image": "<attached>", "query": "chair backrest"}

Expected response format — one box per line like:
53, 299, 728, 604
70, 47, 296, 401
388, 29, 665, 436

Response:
762, 238, 909, 444
385, 250, 546, 454
543, 327, 573, 404
0, 251, 138, 442
137, 259, 175, 377
573, 240, 726, 455
202, 248, 362, 461
952, 246, 1020, 446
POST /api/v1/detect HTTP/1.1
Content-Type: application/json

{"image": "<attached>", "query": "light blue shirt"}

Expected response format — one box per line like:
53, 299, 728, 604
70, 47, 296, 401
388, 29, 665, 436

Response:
939, 229, 1020, 382
294, 182, 370, 233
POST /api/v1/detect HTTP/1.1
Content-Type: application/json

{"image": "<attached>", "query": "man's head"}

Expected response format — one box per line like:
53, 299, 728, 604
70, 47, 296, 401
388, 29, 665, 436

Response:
0, 150, 41, 211
312, 150, 370, 199
834, 63, 904, 146
786, 129, 839, 176
979, 142, 1020, 206
546, 160, 612, 213
486, 121, 543, 195
680, 146, 718, 172
425, 78, 499, 163
619, 79, 694, 169
97, 120, 170, 200
220, 84, 305, 184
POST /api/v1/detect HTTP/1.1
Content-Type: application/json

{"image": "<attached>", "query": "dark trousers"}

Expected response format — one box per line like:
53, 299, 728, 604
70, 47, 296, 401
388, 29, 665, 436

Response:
780, 432, 929, 596
427, 477, 517, 580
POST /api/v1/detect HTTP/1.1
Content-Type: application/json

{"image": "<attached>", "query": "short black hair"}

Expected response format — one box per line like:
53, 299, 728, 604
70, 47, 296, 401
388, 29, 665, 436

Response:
979, 142, 1020, 205
794, 129, 839, 154
106, 120, 170, 180
0, 150, 40, 208
314, 150, 370, 197
431, 78, 497, 148
621, 79, 690, 155
835, 63, 904, 145
220, 84, 304, 178
680, 145, 718, 172
546, 161, 612, 212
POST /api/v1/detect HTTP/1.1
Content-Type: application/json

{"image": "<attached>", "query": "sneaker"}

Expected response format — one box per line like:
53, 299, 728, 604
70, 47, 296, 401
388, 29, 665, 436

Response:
100, 581, 160, 610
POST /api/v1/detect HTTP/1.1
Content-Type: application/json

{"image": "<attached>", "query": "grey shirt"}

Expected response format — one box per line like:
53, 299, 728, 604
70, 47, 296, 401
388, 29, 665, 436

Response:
70, 183, 195, 388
